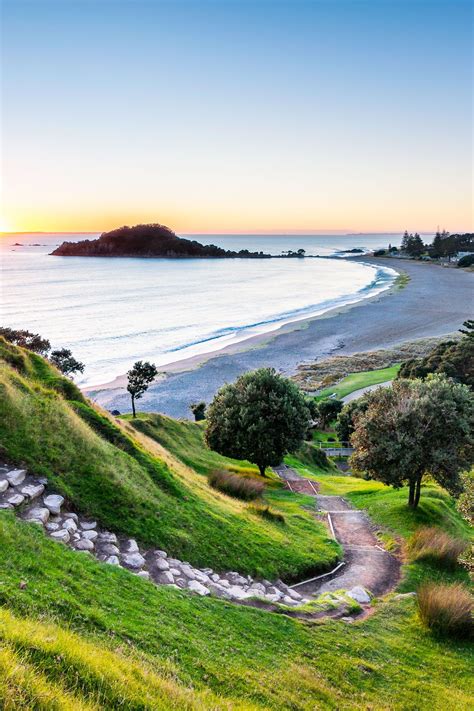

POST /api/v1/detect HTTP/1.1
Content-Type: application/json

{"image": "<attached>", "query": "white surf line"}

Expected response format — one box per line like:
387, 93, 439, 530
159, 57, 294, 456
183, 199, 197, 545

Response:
289, 561, 346, 589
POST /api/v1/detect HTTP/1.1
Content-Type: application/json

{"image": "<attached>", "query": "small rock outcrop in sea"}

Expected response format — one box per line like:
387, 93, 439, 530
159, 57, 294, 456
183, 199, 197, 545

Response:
51, 223, 271, 259
0, 462, 309, 608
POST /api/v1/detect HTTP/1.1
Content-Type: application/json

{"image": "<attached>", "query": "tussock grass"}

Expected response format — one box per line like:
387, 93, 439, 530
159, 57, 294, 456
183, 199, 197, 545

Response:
409, 527, 468, 568
208, 469, 264, 500
418, 583, 473, 639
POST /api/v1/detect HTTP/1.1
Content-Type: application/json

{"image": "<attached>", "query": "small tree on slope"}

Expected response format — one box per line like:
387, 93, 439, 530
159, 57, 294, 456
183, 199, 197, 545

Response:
205, 368, 311, 476
350, 375, 474, 509
126, 361, 158, 418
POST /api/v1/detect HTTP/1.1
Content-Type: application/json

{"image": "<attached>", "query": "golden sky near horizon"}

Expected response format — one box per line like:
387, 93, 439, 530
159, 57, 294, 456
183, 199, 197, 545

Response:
1, 1, 472, 235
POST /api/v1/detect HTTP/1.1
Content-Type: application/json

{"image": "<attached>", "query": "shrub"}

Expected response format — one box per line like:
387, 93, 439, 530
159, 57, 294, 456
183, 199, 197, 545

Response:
248, 503, 285, 524
208, 469, 264, 500
457, 254, 474, 268
374, 249, 386, 256
408, 527, 468, 568
417, 583, 473, 638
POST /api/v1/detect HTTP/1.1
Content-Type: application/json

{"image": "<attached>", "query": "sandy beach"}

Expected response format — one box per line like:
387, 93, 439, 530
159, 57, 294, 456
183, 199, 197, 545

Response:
86, 258, 474, 418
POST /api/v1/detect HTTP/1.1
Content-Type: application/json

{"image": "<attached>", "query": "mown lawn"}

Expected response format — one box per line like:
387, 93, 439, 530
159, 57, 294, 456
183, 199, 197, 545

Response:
315, 364, 400, 400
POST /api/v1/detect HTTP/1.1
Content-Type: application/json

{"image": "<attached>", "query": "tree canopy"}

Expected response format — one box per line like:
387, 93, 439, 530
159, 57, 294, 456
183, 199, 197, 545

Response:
126, 361, 158, 418
316, 398, 344, 430
50, 348, 85, 377
350, 375, 474, 508
399, 321, 474, 389
205, 368, 311, 476
0, 327, 50, 356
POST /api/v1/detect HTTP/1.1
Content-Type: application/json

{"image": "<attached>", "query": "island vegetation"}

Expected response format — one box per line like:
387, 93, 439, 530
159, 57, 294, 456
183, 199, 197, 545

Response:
51, 223, 273, 259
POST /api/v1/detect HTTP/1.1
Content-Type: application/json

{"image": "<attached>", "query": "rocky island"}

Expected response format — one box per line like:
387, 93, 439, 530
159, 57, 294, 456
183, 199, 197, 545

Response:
51, 223, 272, 259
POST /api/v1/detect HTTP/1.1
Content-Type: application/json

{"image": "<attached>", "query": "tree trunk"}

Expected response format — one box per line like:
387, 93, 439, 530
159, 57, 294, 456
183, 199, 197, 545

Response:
131, 394, 136, 419
413, 474, 423, 509
258, 463, 267, 477
408, 478, 416, 508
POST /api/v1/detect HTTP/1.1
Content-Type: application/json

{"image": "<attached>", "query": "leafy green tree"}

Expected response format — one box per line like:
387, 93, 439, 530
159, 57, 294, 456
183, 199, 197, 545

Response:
0, 327, 50, 356
317, 398, 343, 429
190, 401, 206, 421
350, 375, 474, 509
50, 348, 85, 377
399, 321, 474, 389
335, 397, 369, 442
126, 361, 158, 418
205, 368, 310, 476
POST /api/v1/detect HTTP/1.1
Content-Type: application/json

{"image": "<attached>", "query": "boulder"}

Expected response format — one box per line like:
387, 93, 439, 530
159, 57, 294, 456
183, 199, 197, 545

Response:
105, 555, 120, 565
101, 543, 120, 556
122, 552, 146, 569
285, 588, 302, 601
99, 532, 117, 544
181, 567, 196, 580
50, 529, 70, 543
188, 580, 210, 596
7, 493, 25, 506
82, 530, 98, 541
63, 518, 77, 532
154, 549, 168, 558
248, 583, 266, 595
281, 596, 299, 606
155, 558, 170, 571
43, 494, 64, 515
347, 586, 371, 604
137, 570, 151, 580
124, 538, 139, 553
21, 483, 45, 500
80, 520, 97, 531
175, 578, 187, 588
210, 573, 220, 583
169, 568, 182, 576
75, 539, 95, 551
266, 586, 281, 597
0, 479, 9, 493
25, 507, 50, 524
63, 512, 79, 522
265, 594, 281, 603
6, 469, 26, 487
46, 522, 60, 531
0, 503, 13, 510
208, 583, 232, 600
227, 586, 251, 601
157, 571, 174, 585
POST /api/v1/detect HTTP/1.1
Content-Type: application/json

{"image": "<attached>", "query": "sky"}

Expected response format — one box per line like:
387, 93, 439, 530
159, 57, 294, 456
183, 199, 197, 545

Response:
1, 0, 472, 234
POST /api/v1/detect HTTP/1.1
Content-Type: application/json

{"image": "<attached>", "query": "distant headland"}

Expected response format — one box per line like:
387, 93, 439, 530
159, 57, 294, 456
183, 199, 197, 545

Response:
51, 224, 273, 259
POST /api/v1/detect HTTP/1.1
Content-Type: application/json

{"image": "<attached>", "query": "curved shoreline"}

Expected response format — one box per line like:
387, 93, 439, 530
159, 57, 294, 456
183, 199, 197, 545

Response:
86, 257, 474, 418
84, 259, 400, 393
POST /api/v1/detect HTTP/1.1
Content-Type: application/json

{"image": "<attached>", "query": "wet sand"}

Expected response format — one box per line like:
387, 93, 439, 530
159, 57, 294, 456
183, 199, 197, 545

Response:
86, 258, 474, 418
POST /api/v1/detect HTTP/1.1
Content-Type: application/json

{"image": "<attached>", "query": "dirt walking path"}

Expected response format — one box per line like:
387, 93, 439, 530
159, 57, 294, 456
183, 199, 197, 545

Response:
273, 465, 400, 598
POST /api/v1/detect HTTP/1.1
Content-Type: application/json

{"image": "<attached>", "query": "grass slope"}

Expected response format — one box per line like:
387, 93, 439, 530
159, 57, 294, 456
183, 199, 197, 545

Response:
316, 364, 400, 400
0, 511, 472, 710
0, 339, 338, 579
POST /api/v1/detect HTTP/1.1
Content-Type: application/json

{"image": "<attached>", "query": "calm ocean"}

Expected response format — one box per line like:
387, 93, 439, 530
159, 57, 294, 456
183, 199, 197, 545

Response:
0, 233, 400, 386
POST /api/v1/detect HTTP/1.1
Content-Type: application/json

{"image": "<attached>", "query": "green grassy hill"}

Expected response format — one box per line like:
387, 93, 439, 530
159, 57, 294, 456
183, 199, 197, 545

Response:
0, 339, 472, 709
0, 508, 472, 710
0, 338, 338, 579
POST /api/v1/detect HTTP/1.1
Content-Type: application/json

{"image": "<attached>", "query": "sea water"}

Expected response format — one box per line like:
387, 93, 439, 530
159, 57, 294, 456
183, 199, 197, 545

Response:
0, 233, 399, 386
